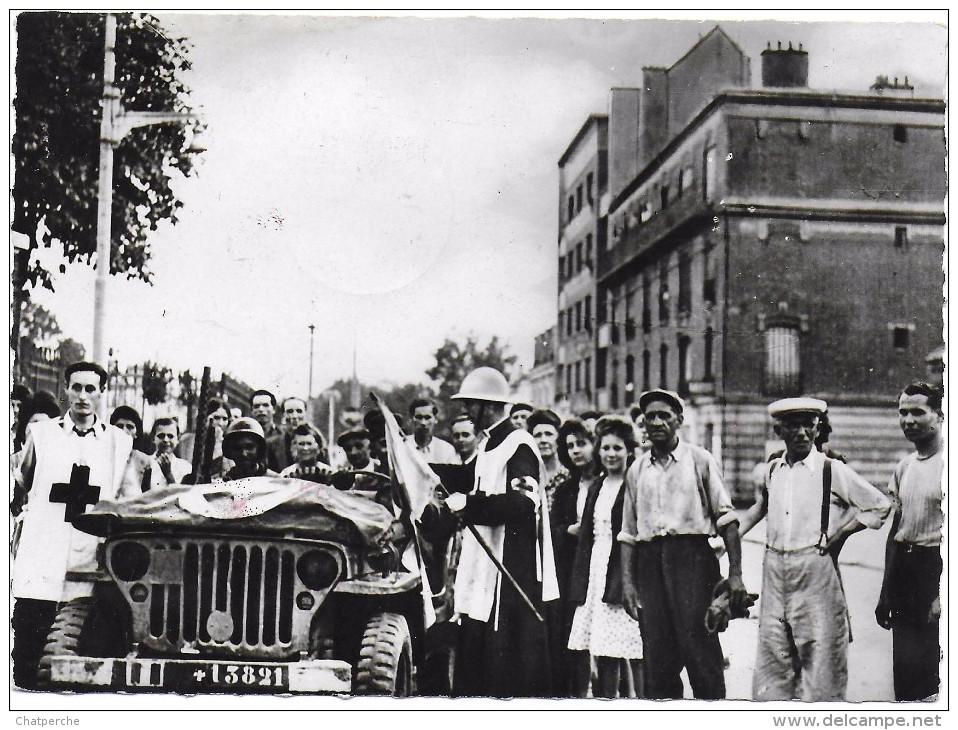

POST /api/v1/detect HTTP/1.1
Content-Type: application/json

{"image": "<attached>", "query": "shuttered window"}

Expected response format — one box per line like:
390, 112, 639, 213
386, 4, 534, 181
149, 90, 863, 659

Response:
764, 325, 802, 396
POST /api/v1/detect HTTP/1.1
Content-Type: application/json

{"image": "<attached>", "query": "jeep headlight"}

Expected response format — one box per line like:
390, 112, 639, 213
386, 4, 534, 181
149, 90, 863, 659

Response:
110, 541, 151, 581
296, 549, 340, 591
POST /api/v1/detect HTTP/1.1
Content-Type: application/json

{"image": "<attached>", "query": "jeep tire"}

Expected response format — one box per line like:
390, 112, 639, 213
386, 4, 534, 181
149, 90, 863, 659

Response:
37, 599, 93, 689
353, 612, 413, 696
37, 596, 128, 690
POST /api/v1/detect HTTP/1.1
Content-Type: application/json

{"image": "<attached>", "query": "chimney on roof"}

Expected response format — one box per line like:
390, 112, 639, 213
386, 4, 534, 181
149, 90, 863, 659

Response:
869, 74, 915, 97
762, 41, 809, 88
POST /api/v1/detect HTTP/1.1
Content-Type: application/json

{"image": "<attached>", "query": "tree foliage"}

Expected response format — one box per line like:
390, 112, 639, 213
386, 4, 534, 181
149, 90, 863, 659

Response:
426, 335, 517, 426
12, 11, 201, 291
18, 300, 62, 345
56, 337, 87, 366
141, 360, 173, 405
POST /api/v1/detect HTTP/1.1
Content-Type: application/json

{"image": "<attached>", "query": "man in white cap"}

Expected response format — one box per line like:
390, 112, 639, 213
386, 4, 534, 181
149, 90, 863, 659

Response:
435, 366, 559, 697
619, 388, 747, 699
741, 397, 891, 701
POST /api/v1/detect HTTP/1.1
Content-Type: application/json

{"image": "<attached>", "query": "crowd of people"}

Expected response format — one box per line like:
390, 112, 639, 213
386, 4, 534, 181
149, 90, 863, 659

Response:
8, 362, 944, 702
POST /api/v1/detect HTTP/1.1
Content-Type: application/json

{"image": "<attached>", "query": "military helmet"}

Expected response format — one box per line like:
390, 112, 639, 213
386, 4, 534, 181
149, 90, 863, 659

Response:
452, 366, 512, 404
222, 417, 266, 460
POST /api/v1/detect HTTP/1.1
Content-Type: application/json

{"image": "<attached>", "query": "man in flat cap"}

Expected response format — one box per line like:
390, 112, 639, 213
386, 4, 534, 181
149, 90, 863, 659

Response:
741, 397, 891, 701
619, 389, 748, 699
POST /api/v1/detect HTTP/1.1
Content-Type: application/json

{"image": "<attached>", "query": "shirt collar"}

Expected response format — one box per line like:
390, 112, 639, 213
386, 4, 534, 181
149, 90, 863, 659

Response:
64, 413, 103, 438
483, 415, 512, 440
648, 437, 684, 466
780, 446, 821, 472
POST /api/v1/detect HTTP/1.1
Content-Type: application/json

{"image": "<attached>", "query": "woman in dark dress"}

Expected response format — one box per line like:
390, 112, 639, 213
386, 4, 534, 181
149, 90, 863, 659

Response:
548, 417, 600, 696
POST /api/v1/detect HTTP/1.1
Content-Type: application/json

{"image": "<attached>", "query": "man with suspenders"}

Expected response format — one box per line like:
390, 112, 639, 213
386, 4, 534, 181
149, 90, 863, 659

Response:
740, 397, 891, 701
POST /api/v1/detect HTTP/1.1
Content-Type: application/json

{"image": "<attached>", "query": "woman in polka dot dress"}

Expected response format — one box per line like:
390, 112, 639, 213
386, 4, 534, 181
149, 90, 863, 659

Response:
566, 415, 644, 698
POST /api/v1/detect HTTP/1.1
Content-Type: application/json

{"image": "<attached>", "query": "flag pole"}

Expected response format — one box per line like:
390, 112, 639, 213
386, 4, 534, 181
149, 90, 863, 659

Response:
370, 392, 544, 623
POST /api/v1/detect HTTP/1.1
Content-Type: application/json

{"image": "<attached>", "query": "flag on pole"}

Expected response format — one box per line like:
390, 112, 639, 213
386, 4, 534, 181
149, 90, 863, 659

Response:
372, 394, 442, 521
370, 393, 440, 628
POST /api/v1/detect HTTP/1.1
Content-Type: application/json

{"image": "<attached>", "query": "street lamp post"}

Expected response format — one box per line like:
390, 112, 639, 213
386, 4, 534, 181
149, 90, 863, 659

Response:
93, 13, 204, 365
308, 324, 316, 399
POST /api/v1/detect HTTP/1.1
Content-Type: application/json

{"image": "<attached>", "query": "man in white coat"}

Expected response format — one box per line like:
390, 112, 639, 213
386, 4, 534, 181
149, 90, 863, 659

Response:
11, 361, 137, 689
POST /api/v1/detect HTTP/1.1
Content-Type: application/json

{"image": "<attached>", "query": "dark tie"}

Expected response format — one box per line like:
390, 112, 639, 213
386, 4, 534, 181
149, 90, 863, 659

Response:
73, 426, 95, 437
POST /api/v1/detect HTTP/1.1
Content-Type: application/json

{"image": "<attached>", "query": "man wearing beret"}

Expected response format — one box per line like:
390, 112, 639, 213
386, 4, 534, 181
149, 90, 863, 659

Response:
741, 397, 891, 701
619, 389, 748, 699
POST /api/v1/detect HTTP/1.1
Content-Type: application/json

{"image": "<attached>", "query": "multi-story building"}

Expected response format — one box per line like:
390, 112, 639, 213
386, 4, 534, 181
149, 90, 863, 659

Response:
570, 27, 944, 499
555, 114, 608, 416
515, 326, 556, 408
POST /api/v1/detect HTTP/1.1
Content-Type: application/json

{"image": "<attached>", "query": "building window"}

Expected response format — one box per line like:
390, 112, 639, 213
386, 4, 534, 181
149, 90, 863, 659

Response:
586, 173, 594, 204
678, 168, 686, 195
576, 185, 584, 212
677, 335, 691, 398
704, 327, 714, 381
566, 307, 573, 336
575, 301, 582, 332
703, 245, 717, 307
585, 234, 593, 265
642, 349, 651, 391
642, 274, 651, 333
568, 195, 575, 222
704, 145, 717, 203
659, 344, 669, 389
566, 364, 573, 397
576, 242, 583, 272
556, 364, 564, 398
596, 348, 608, 389
764, 322, 802, 397
574, 361, 581, 392
624, 291, 634, 341
611, 359, 620, 410
659, 258, 670, 325
584, 357, 591, 395
892, 326, 910, 350
660, 184, 670, 210
625, 355, 635, 406
584, 296, 592, 333
895, 226, 908, 249
893, 124, 908, 143
678, 251, 692, 315
558, 311, 564, 337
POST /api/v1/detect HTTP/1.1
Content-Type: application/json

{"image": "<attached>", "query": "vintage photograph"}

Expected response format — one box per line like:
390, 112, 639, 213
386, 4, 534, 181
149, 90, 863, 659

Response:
7, 9, 947, 716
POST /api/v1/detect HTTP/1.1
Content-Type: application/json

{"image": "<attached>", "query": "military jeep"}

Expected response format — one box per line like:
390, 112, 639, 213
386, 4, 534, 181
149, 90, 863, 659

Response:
37, 477, 428, 696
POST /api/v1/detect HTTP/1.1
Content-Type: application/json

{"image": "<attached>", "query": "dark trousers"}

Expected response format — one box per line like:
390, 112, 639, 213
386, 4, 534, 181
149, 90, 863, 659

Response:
889, 544, 941, 701
633, 535, 725, 699
12, 598, 59, 690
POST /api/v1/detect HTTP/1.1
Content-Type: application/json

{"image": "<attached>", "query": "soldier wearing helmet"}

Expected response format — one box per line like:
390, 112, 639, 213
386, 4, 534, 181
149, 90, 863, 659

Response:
432, 366, 559, 697
221, 418, 279, 481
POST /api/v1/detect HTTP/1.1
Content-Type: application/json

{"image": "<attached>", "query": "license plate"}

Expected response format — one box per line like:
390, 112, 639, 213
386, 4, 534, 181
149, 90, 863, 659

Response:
167, 662, 290, 691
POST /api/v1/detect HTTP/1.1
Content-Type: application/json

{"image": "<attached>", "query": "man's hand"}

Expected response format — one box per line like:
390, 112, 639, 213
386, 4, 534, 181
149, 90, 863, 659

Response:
709, 535, 726, 557
444, 492, 467, 513
567, 523, 580, 537
928, 596, 941, 624
726, 572, 749, 616
622, 584, 643, 623
875, 593, 893, 630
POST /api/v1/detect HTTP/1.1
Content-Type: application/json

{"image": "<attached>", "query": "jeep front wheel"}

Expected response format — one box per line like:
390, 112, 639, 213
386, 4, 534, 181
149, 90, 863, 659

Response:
353, 612, 413, 696
37, 599, 93, 689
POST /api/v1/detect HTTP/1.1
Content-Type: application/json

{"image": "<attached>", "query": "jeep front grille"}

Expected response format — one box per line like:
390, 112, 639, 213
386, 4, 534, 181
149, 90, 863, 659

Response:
110, 536, 344, 659
150, 542, 295, 649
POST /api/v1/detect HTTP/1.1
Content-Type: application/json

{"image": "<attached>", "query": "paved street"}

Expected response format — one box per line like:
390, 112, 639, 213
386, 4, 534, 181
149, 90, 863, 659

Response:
716, 514, 895, 701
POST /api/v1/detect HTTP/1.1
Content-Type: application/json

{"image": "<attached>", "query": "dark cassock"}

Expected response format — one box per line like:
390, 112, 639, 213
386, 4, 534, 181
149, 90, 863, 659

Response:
430, 416, 559, 698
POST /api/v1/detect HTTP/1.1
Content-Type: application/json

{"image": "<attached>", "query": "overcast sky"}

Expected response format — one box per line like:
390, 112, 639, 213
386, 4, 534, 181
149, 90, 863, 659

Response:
23, 10, 947, 401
